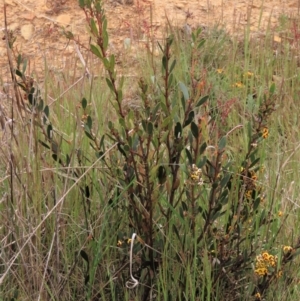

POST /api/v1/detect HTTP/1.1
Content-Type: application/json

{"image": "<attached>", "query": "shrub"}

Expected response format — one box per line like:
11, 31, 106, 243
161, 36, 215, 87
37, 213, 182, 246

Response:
1, 1, 300, 301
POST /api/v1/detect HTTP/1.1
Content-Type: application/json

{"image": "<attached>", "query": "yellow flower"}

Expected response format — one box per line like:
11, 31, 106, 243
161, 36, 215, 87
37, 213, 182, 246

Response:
216, 68, 224, 74
117, 240, 123, 247
262, 252, 270, 261
233, 82, 244, 88
278, 211, 283, 217
254, 292, 262, 300
250, 170, 258, 181
262, 127, 269, 139
189, 164, 203, 186
245, 190, 253, 199
127, 238, 132, 244
255, 267, 268, 276
283, 245, 293, 253
244, 71, 254, 78
276, 270, 283, 278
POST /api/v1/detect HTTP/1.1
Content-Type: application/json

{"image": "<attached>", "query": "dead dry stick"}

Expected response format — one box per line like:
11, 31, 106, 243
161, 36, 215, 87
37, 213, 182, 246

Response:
48, 75, 85, 106
73, 41, 91, 78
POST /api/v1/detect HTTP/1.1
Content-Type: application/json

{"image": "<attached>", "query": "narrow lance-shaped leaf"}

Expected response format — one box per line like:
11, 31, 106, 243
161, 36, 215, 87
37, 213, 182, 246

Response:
183, 111, 195, 128
157, 41, 163, 53
22, 58, 27, 74
174, 122, 182, 138
199, 141, 207, 155
81, 97, 87, 109
269, 82, 276, 95
218, 136, 226, 150
197, 38, 206, 49
169, 59, 176, 74
196, 95, 209, 107
103, 31, 109, 51
90, 19, 98, 36
117, 143, 127, 158
162, 55, 167, 71
47, 124, 53, 139
185, 148, 193, 165
191, 121, 198, 139
181, 96, 185, 111
168, 73, 173, 88
179, 81, 189, 101
90, 44, 102, 59
106, 78, 115, 93
86, 115, 92, 130
110, 54, 115, 72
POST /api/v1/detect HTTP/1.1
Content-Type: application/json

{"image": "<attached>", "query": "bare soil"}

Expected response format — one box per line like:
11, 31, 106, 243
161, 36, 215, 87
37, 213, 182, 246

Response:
0, 0, 299, 82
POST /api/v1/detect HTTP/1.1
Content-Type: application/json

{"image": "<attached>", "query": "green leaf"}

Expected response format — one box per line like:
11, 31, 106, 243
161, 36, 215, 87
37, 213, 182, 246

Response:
196, 27, 202, 37
172, 225, 182, 246
47, 124, 53, 139
81, 97, 87, 109
106, 78, 114, 92
269, 82, 276, 94
197, 38, 206, 49
15, 69, 23, 78
191, 121, 198, 139
185, 148, 193, 165
84, 129, 94, 141
103, 18, 108, 34
167, 35, 173, 47
168, 73, 174, 88
249, 157, 260, 169
119, 117, 125, 129
79, 0, 84, 8
37, 99, 44, 112
199, 141, 207, 155
160, 100, 168, 115
220, 173, 231, 188
110, 54, 115, 71
169, 59, 176, 74
103, 57, 110, 69
142, 120, 153, 135
123, 144, 130, 153
90, 44, 102, 59
99, 135, 105, 150
180, 96, 185, 111
17, 54, 22, 67
192, 32, 196, 43
86, 115, 92, 130
162, 55, 167, 71
157, 166, 167, 184
117, 89, 123, 102
253, 197, 261, 211
183, 111, 195, 128
196, 95, 209, 107
161, 116, 172, 128
80, 250, 89, 263
218, 136, 226, 150
147, 122, 153, 135
103, 31, 109, 50
117, 143, 127, 158
38, 139, 50, 150
22, 58, 27, 74
151, 103, 160, 120
90, 19, 98, 36
28, 93, 36, 106
179, 81, 189, 101
174, 122, 182, 138
96, 151, 105, 160
198, 156, 207, 168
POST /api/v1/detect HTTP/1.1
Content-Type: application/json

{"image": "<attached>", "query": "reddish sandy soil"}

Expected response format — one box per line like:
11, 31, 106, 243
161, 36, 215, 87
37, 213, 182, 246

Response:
0, 0, 299, 82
